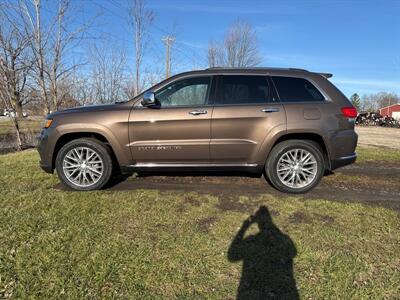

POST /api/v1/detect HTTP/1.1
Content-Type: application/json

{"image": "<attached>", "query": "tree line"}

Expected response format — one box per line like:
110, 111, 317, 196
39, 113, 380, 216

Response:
1, 0, 398, 150
350, 92, 399, 112
0, 0, 264, 150
0, 0, 154, 117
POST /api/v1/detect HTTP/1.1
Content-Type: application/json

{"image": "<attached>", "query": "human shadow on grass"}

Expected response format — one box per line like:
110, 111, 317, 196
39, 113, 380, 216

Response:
228, 206, 299, 300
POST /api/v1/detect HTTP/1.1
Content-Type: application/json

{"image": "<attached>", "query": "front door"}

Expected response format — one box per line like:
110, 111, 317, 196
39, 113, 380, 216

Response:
128, 76, 213, 164
210, 75, 286, 164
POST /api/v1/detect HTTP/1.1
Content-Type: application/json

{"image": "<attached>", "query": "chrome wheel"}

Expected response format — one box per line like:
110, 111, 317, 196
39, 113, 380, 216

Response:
276, 148, 317, 189
62, 147, 104, 187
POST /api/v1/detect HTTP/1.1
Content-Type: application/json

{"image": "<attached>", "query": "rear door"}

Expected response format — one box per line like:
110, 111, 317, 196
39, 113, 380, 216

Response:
210, 75, 286, 164
129, 76, 213, 164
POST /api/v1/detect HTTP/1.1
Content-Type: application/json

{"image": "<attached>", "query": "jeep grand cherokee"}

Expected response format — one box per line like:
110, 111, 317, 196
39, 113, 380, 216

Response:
37, 67, 358, 193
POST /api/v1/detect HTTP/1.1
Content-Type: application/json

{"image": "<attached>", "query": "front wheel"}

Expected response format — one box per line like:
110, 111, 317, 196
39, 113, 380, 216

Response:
265, 140, 325, 194
55, 138, 113, 191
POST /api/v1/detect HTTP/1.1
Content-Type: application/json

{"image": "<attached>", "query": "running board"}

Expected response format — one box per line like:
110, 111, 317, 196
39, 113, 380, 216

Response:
130, 163, 258, 168
120, 163, 262, 175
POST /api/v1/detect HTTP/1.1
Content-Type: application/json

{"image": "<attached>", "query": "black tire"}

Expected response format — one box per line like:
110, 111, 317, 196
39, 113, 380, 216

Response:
265, 140, 325, 194
55, 138, 113, 191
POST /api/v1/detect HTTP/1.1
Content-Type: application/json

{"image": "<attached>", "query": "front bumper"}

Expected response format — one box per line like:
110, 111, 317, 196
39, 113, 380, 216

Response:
330, 153, 357, 170
37, 129, 54, 173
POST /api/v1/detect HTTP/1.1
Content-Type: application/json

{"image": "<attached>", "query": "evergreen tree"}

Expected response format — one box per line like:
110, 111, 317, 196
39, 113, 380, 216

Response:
350, 93, 361, 111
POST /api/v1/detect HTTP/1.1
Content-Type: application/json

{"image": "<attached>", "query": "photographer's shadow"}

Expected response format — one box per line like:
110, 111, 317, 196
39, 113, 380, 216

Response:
228, 206, 299, 300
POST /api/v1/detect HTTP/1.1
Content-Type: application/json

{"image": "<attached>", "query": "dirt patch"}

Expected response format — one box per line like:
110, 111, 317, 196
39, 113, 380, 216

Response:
215, 195, 262, 213
196, 216, 218, 233
339, 162, 400, 177
114, 216, 138, 237
316, 214, 335, 225
176, 203, 186, 213
289, 211, 311, 224
56, 160, 400, 211
183, 194, 202, 207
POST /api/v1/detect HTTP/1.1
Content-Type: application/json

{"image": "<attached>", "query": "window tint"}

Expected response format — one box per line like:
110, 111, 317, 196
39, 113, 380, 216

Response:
272, 76, 325, 102
155, 77, 210, 107
215, 75, 270, 105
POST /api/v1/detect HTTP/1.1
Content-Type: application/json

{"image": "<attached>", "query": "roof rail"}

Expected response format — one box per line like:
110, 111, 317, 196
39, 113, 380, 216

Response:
318, 73, 333, 78
205, 67, 309, 71
288, 68, 308, 72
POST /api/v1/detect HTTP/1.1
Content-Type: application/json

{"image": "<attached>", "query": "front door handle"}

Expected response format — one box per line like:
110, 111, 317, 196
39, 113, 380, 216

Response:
261, 108, 280, 113
189, 110, 207, 115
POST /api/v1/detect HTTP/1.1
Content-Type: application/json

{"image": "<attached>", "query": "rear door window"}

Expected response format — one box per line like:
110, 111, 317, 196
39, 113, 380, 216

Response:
272, 76, 325, 102
215, 75, 271, 105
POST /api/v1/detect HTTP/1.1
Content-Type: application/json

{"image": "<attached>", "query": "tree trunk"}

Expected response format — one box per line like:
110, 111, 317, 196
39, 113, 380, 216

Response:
12, 92, 23, 117
51, 80, 58, 111
11, 115, 23, 150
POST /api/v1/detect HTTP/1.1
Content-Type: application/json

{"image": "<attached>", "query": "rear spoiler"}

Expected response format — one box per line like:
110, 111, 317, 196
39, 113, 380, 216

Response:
319, 73, 333, 79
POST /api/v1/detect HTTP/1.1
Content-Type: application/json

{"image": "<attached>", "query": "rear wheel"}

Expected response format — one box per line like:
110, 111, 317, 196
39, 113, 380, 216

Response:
55, 138, 113, 191
265, 140, 325, 193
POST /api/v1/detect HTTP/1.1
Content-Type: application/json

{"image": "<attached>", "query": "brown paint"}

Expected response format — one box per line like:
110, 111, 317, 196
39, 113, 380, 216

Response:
37, 67, 357, 174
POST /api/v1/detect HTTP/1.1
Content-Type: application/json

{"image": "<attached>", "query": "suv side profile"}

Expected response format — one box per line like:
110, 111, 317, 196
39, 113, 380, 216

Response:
37, 67, 358, 193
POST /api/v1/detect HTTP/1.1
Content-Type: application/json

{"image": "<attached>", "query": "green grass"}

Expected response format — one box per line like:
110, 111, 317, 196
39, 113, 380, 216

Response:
0, 150, 399, 299
356, 146, 400, 163
0, 119, 42, 135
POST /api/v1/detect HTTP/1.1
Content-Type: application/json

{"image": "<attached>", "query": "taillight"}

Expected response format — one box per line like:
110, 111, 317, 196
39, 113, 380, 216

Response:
341, 107, 357, 118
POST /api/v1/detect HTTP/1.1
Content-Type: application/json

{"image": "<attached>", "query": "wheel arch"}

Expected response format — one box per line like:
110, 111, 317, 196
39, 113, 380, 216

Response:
51, 131, 121, 171
261, 131, 331, 170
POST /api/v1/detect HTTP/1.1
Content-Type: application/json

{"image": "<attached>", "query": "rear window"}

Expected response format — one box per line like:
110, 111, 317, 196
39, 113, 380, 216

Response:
272, 76, 325, 102
215, 75, 271, 105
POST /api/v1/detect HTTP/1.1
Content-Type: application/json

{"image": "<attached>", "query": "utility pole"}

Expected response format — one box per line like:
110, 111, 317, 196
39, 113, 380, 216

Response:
162, 35, 175, 78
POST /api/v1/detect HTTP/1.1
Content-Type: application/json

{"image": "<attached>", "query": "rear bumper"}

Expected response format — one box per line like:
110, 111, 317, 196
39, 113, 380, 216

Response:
327, 129, 358, 170
330, 153, 357, 170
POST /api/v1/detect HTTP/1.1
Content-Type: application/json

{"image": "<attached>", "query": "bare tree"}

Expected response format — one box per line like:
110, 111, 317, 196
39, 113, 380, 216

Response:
208, 40, 224, 68
47, 0, 93, 111
128, 0, 154, 96
0, 3, 33, 150
0, 59, 23, 150
207, 20, 262, 68
18, 0, 51, 113
361, 92, 400, 112
19, 0, 90, 113
68, 70, 92, 106
0, 3, 31, 118
89, 44, 127, 104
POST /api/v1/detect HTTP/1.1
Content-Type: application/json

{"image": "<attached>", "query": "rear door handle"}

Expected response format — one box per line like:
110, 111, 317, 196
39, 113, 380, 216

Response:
261, 108, 280, 113
189, 110, 207, 115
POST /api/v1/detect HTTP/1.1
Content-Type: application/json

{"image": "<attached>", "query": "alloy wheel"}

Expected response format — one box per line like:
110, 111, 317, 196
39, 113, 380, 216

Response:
276, 148, 318, 189
62, 146, 104, 188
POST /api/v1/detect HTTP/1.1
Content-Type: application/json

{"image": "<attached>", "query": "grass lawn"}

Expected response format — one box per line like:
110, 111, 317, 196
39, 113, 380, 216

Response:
0, 150, 399, 299
0, 118, 43, 136
356, 146, 400, 163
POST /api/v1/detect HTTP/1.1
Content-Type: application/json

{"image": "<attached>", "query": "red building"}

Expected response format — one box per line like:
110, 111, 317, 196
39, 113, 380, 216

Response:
379, 103, 400, 120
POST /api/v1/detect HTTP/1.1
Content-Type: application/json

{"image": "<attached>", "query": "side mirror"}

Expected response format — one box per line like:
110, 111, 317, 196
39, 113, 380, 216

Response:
141, 91, 158, 107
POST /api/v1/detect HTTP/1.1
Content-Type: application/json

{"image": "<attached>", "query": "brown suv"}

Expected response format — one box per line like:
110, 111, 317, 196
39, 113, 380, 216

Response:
37, 67, 358, 193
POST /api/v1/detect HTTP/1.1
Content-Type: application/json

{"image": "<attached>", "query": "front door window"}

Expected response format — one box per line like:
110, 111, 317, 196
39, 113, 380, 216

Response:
155, 77, 211, 107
